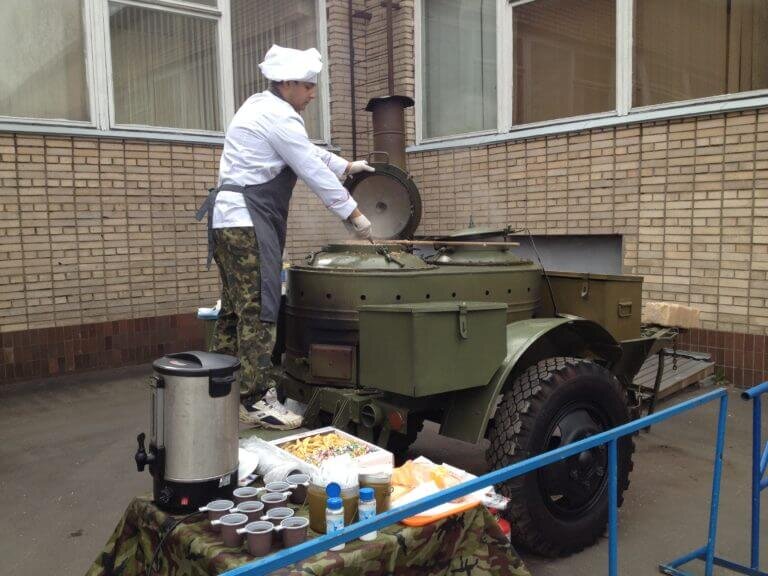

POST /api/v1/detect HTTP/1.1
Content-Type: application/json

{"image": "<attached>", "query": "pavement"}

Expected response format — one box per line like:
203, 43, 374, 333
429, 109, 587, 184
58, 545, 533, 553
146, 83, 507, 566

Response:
0, 365, 765, 576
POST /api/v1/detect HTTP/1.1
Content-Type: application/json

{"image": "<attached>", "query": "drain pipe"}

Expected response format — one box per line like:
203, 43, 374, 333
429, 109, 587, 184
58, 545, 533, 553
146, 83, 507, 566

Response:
348, 0, 358, 159
347, 5, 371, 159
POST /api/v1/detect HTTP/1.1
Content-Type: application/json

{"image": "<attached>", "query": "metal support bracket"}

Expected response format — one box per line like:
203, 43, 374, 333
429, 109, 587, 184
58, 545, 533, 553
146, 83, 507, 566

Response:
302, 388, 323, 429
377, 422, 392, 448
331, 397, 353, 430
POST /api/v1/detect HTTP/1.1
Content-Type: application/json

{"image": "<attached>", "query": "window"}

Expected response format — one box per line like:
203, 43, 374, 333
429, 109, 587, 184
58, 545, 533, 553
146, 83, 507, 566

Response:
231, 0, 323, 139
633, 0, 768, 107
0, 0, 90, 122
513, 0, 615, 124
109, 3, 221, 131
0, 0, 329, 140
417, 0, 768, 143
421, 0, 497, 139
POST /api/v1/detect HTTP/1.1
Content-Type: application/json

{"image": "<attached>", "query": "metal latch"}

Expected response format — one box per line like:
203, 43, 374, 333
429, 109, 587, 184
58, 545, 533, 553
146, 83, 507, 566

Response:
458, 302, 469, 340
580, 275, 590, 299
617, 300, 633, 318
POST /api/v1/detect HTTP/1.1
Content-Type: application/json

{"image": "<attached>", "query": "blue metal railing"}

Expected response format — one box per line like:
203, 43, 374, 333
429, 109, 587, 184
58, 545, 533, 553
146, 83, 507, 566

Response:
661, 381, 768, 576
223, 387, 729, 576
743, 381, 768, 574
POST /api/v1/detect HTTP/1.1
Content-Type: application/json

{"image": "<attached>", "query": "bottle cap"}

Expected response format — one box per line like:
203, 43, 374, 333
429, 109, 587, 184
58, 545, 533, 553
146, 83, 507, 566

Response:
327, 496, 343, 510
326, 482, 341, 499
360, 487, 375, 501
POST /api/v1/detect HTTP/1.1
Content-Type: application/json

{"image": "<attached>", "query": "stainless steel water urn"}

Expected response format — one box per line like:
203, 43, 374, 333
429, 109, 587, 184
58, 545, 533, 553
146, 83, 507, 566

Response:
134, 351, 240, 512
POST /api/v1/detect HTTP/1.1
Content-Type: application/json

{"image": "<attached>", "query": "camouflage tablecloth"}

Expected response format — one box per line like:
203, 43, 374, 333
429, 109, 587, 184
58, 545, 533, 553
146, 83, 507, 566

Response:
86, 496, 530, 576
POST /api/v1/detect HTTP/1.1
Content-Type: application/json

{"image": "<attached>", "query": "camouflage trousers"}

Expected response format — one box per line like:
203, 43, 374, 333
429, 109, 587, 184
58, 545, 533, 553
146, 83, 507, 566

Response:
211, 227, 278, 401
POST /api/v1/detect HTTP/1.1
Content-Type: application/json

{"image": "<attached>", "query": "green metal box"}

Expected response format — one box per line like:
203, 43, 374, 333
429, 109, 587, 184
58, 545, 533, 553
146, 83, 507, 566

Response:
539, 271, 643, 341
358, 301, 507, 397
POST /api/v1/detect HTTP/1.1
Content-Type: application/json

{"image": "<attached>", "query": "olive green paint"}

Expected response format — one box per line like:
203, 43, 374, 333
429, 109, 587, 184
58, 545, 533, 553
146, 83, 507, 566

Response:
277, 242, 661, 450
539, 271, 643, 341
440, 317, 621, 444
358, 302, 507, 397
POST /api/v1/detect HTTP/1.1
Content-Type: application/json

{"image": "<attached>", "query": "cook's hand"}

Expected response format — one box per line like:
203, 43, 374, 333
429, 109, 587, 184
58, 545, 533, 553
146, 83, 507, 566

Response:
349, 213, 373, 239
348, 160, 375, 176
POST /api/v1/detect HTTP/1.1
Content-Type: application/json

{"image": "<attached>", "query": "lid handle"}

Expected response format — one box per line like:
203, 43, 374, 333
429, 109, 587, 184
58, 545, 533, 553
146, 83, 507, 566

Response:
166, 352, 204, 367
209, 375, 233, 398
458, 302, 469, 340
617, 300, 633, 318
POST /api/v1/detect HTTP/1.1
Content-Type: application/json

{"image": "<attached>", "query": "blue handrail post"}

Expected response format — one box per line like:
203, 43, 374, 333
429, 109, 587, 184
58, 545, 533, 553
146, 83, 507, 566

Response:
704, 393, 729, 576
741, 380, 768, 575
662, 382, 768, 576
742, 380, 768, 573
751, 393, 761, 570
660, 392, 729, 576
608, 439, 619, 576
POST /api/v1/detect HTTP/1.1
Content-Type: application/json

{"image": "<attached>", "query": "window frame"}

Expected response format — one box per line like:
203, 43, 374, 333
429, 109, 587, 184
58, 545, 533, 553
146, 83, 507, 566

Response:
0, 0, 97, 128
103, 0, 226, 136
0, 0, 331, 144
414, 0, 768, 146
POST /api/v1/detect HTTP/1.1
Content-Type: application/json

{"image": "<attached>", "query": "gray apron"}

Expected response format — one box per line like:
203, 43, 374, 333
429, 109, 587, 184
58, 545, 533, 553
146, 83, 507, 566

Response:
196, 167, 298, 323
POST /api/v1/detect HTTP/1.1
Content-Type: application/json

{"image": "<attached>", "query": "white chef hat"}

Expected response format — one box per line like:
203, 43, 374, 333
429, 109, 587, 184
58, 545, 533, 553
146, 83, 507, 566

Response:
259, 45, 323, 84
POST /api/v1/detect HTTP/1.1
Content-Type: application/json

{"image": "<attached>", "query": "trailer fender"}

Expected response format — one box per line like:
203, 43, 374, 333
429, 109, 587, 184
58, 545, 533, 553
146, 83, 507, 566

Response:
439, 316, 622, 444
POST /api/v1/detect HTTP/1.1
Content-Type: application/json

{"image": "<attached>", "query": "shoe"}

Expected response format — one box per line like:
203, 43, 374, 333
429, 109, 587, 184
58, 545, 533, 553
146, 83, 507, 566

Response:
239, 389, 303, 430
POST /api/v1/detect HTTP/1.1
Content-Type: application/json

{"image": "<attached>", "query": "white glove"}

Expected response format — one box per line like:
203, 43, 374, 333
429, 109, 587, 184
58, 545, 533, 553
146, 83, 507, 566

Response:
349, 213, 373, 239
348, 160, 376, 176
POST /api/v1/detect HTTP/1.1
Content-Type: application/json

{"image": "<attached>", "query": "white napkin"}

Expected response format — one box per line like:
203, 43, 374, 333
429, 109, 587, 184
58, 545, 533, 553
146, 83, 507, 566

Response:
238, 448, 260, 482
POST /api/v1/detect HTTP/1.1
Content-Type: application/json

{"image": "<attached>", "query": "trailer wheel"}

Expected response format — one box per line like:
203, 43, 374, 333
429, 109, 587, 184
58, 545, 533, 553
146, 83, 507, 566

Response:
486, 357, 634, 557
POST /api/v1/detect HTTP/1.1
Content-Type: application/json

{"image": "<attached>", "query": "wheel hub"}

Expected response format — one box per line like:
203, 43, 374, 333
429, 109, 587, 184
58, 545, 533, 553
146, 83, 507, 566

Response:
539, 406, 609, 517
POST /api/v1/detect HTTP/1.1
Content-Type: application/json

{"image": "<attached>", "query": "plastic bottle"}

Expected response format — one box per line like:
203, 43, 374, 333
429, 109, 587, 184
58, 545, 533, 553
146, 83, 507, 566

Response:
358, 487, 377, 541
326, 482, 345, 551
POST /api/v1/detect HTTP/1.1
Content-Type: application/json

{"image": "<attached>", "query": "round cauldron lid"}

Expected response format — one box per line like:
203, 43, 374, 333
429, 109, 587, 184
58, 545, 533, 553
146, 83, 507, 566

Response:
442, 226, 511, 241
344, 162, 421, 240
153, 351, 240, 377
302, 242, 434, 270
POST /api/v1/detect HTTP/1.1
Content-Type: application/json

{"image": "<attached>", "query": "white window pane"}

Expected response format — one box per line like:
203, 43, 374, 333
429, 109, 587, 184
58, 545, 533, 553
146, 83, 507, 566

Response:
231, 0, 322, 140
109, 3, 221, 131
0, 0, 89, 121
513, 0, 615, 124
422, 0, 497, 139
634, 0, 768, 107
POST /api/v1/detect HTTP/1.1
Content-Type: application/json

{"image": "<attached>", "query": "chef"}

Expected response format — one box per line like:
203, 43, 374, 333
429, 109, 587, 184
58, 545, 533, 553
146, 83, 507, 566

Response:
197, 44, 374, 430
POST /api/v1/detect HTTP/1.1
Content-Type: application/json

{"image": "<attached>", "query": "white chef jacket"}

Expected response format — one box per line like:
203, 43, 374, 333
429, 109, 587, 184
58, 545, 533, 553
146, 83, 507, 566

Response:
213, 90, 357, 228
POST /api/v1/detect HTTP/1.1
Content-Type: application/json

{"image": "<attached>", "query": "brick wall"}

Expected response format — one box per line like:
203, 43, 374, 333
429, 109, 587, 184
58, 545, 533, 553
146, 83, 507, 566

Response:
0, 135, 222, 332
0, 135, 224, 380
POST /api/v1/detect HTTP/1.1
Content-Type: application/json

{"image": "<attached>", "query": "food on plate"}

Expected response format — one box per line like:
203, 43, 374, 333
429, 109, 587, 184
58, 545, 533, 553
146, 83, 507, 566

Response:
392, 460, 467, 502
391, 485, 410, 501
281, 432, 372, 466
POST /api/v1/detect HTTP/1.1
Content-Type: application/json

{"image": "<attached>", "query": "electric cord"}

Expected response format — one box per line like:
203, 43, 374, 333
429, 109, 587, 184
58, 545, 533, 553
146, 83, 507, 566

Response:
510, 228, 558, 316
146, 510, 204, 576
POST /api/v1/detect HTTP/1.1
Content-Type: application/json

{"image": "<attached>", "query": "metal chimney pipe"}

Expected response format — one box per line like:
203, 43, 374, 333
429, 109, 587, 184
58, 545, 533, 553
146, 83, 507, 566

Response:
365, 95, 414, 171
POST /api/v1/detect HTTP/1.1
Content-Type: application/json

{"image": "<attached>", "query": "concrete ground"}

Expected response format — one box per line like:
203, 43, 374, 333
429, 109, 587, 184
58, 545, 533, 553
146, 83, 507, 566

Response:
0, 366, 765, 576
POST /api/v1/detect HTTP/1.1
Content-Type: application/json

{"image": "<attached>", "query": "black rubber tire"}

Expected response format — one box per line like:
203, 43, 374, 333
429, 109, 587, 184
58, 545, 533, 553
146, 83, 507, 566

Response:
486, 357, 635, 557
